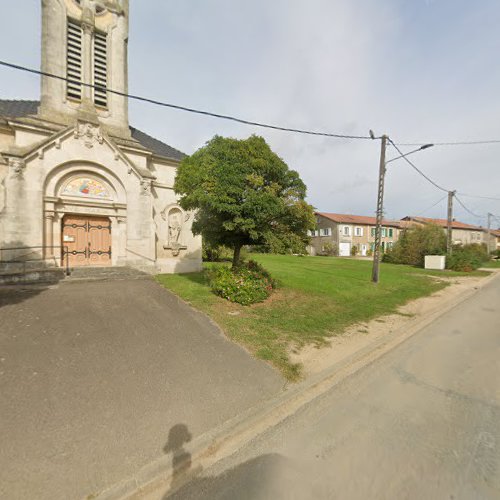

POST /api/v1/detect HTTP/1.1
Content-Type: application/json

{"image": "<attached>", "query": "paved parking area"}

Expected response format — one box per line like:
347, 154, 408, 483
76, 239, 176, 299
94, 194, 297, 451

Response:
0, 279, 283, 500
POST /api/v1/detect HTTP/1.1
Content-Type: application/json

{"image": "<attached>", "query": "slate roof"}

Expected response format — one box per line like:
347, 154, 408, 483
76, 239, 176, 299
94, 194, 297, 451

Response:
317, 212, 401, 228
0, 99, 185, 161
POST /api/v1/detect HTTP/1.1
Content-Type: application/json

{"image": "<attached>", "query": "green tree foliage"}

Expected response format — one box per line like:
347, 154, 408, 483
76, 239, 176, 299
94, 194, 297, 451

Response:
383, 223, 446, 267
446, 243, 489, 271
175, 135, 315, 267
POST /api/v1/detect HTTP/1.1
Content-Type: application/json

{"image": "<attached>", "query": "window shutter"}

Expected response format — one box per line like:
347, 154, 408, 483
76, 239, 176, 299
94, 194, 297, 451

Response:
67, 21, 83, 101
93, 31, 108, 107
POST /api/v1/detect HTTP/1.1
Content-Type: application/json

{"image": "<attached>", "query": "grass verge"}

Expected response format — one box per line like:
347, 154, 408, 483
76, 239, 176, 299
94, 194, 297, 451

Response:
156, 254, 485, 381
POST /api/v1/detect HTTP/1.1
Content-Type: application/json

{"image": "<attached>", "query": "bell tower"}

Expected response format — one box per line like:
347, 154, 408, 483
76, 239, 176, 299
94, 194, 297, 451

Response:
39, 0, 130, 137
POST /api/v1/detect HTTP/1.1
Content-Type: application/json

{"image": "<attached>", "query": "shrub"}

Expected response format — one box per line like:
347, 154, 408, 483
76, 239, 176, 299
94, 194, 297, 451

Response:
321, 242, 338, 256
383, 223, 446, 267
351, 245, 358, 257
208, 260, 277, 305
447, 243, 489, 271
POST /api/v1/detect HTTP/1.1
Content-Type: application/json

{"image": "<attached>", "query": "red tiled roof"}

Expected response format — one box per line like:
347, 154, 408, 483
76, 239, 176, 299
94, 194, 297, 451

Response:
401, 216, 484, 231
491, 229, 500, 237
316, 212, 401, 227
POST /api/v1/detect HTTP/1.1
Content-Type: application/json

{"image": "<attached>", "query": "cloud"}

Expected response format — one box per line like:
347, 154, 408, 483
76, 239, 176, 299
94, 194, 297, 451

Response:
1, 0, 499, 225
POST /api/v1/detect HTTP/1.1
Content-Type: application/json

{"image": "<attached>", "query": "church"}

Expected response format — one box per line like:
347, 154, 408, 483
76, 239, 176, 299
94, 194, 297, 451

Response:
0, 0, 202, 274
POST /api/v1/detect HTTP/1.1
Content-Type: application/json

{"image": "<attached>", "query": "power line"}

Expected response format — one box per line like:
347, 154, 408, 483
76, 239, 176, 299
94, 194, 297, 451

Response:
0, 60, 373, 140
3, 60, 500, 147
416, 194, 449, 216
394, 140, 500, 147
388, 138, 449, 192
457, 192, 500, 202
454, 195, 484, 219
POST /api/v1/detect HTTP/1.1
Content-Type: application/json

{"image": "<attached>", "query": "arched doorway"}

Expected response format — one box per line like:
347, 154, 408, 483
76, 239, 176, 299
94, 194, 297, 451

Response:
43, 164, 128, 268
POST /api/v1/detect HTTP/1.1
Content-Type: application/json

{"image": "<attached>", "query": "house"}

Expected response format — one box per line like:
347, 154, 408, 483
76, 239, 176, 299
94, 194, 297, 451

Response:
0, 0, 202, 273
401, 217, 487, 247
491, 229, 500, 251
308, 213, 402, 257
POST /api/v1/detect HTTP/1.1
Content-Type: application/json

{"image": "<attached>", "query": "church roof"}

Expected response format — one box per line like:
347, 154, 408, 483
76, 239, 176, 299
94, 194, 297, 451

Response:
0, 99, 186, 161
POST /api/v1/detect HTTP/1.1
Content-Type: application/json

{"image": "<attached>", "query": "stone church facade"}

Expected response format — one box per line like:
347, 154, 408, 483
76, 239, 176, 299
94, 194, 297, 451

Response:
0, 0, 202, 273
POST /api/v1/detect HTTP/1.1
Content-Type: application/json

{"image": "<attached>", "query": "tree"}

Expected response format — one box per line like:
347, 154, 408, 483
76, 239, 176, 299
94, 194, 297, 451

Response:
174, 135, 315, 268
383, 223, 446, 267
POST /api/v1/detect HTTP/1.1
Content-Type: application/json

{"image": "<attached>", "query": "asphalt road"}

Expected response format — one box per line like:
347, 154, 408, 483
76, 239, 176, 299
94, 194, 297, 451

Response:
170, 274, 500, 500
0, 279, 283, 500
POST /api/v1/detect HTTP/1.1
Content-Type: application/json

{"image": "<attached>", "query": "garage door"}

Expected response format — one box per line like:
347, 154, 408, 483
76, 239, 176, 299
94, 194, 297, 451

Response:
339, 242, 351, 257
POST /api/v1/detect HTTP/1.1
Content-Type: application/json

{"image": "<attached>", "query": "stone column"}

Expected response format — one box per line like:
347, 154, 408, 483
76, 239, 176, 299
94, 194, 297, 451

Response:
44, 212, 55, 260
81, 22, 95, 112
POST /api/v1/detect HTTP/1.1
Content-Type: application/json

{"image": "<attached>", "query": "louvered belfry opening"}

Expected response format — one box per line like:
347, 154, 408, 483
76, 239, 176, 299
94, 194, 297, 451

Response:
66, 20, 83, 101
93, 30, 108, 108
66, 20, 108, 108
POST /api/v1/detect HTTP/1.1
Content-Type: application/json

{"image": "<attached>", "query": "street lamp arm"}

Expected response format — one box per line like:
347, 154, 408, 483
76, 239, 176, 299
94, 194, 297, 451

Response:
386, 144, 434, 164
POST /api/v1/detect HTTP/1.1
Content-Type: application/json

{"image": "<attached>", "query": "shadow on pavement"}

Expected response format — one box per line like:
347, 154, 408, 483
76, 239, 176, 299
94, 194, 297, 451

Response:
0, 284, 55, 309
163, 444, 294, 500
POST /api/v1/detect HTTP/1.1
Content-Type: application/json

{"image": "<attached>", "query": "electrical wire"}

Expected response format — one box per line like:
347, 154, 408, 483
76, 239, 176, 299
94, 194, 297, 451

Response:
388, 138, 449, 193
457, 193, 500, 202
416, 194, 448, 216
0, 60, 373, 140
454, 195, 484, 219
394, 140, 500, 147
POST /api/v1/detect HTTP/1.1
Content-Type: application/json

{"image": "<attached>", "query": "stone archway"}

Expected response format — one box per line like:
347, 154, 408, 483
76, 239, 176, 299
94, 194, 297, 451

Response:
43, 163, 127, 267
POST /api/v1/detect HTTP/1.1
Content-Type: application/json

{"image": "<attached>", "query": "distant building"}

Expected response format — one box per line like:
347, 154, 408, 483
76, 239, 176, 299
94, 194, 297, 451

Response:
308, 213, 401, 257
489, 229, 500, 251
401, 217, 487, 246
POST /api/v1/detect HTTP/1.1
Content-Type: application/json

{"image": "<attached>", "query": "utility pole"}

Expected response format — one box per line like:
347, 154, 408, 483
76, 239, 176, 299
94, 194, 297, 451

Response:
487, 213, 493, 253
372, 134, 388, 283
446, 190, 455, 255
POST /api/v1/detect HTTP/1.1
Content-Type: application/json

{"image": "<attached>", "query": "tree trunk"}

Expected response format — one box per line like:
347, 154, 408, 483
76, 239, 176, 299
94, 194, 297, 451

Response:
232, 243, 242, 269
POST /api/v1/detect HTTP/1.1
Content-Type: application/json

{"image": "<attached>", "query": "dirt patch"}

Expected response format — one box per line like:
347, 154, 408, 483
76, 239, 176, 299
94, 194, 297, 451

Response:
290, 273, 496, 377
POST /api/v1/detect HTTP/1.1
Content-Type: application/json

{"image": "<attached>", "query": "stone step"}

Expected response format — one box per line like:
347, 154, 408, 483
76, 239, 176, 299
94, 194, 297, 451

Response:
0, 268, 66, 286
65, 266, 152, 282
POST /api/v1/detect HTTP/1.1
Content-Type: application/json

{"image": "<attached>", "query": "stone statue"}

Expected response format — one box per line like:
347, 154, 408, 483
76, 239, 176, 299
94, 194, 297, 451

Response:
162, 207, 188, 256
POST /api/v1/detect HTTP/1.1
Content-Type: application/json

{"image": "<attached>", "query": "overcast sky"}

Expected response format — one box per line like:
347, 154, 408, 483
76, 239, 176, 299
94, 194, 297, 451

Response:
1, 0, 499, 226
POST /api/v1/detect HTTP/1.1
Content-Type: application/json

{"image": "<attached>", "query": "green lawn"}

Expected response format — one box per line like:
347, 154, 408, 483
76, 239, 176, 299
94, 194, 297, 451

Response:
156, 255, 486, 381
482, 260, 500, 268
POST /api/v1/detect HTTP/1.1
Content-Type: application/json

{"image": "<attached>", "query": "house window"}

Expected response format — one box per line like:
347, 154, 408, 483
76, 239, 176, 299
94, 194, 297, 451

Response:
67, 20, 83, 100
388, 228, 393, 238
320, 228, 332, 236
355, 227, 363, 237
93, 30, 108, 107
371, 227, 376, 237
343, 226, 351, 236
387, 242, 393, 249
381, 228, 387, 237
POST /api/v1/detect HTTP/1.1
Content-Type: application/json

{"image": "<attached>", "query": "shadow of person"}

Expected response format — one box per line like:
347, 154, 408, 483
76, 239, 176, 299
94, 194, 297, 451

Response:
164, 424, 203, 492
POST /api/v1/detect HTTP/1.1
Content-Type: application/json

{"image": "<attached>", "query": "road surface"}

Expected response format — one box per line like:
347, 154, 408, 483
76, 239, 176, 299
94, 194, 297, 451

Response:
169, 274, 500, 500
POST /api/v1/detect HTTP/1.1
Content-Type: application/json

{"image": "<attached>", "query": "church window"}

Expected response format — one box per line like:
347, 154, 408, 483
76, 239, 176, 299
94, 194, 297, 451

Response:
93, 30, 108, 108
62, 177, 112, 200
67, 20, 83, 101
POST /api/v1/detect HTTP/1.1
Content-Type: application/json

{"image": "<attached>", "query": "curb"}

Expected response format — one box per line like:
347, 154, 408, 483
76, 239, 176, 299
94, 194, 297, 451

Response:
95, 270, 500, 500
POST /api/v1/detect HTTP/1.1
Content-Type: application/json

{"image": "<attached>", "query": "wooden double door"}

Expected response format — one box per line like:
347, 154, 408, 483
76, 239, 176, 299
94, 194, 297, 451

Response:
62, 215, 112, 267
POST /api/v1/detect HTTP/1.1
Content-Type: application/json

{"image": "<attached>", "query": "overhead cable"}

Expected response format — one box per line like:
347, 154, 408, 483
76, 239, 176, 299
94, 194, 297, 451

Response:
388, 138, 449, 193
0, 60, 373, 140
417, 194, 449, 216
454, 195, 484, 219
